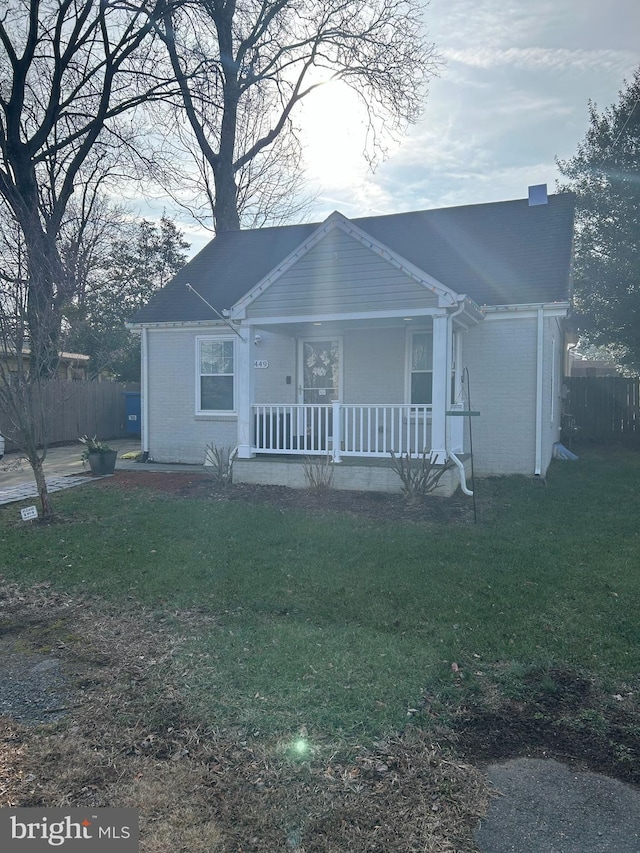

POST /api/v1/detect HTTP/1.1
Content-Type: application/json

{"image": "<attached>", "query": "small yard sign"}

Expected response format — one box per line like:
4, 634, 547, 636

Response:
20, 505, 38, 521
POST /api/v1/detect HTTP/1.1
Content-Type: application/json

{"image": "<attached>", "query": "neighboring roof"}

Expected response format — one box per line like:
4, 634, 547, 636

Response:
0, 347, 89, 362
131, 193, 575, 325
568, 351, 622, 377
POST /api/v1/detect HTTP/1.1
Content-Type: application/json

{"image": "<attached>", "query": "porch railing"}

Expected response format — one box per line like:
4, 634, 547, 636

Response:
252, 403, 433, 460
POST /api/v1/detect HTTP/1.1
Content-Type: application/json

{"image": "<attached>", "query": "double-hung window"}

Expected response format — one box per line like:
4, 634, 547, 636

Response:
410, 332, 433, 405
198, 338, 234, 412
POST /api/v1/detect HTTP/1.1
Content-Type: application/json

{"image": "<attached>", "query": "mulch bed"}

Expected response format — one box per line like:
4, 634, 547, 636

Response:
96, 470, 478, 524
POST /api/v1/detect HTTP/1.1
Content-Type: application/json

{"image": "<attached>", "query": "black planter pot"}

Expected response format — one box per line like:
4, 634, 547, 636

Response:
87, 450, 117, 475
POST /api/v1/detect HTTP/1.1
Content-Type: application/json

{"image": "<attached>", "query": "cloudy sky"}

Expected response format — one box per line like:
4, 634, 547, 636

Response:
165, 0, 639, 254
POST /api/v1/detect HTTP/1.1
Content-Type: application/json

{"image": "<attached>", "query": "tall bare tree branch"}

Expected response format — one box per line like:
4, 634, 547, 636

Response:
155, 0, 439, 232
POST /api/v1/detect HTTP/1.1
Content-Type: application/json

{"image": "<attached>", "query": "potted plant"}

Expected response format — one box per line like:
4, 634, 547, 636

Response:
79, 435, 118, 475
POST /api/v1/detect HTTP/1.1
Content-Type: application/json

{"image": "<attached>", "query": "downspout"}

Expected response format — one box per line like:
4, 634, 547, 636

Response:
445, 297, 473, 496
141, 326, 150, 455
535, 307, 544, 475
449, 450, 474, 496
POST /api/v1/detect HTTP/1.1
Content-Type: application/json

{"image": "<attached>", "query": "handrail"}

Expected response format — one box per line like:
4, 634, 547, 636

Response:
251, 403, 433, 459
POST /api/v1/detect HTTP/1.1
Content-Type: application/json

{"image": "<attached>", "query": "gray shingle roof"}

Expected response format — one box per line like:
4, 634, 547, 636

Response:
131, 193, 574, 324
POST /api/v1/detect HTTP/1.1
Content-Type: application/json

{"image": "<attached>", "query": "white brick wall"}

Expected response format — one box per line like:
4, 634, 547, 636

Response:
253, 331, 297, 404
147, 327, 238, 463
234, 458, 463, 496
251, 325, 407, 404
464, 317, 538, 476
463, 314, 564, 477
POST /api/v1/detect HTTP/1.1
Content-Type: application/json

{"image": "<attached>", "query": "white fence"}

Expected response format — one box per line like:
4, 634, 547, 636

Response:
252, 403, 433, 461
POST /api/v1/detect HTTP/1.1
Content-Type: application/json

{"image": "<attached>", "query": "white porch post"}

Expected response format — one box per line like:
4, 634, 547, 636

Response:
332, 400, 342, 462
431, 314, 448, 464
236, 329, 254, 459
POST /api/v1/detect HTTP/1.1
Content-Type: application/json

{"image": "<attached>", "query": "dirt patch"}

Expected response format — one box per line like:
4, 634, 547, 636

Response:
452, 667, 640, 785
0, 580, 488, 852
97, 470, 477, 524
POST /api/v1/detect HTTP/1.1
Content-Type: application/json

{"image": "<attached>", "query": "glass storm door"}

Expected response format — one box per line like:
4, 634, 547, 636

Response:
297, 338, 340, 450
298, 339, 340, 403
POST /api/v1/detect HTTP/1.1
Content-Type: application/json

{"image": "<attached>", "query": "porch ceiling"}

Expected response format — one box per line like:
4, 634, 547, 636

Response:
244, 309, 480, 337
247, 315, 436, 336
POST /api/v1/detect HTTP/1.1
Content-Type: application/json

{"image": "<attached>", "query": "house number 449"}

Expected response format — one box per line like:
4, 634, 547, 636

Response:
254, 359, 269, 369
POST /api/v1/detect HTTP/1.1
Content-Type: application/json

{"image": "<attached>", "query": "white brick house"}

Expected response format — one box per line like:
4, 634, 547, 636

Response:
130, 191, 574, 495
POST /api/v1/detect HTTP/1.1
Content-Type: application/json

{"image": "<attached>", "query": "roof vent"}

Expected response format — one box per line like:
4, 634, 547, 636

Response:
528, 184, 548, 206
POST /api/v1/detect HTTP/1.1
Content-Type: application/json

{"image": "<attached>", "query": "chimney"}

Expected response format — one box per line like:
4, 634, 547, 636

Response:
528, 184, 548, 206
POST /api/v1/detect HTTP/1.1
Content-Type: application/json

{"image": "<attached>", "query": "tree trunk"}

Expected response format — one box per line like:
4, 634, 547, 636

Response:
213, 158, 241, 232
31, 452, 53, 521
24, 221, 66, 379
212, 6, 241, 233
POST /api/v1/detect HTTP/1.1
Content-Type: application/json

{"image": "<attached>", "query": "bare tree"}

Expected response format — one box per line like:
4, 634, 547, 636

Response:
0, 185, 136, 519
157, 0, 439, 232
0, 0, 172, 518
0, 204, 53, 517
165, 91, 315, 229
0, 0, 171, 377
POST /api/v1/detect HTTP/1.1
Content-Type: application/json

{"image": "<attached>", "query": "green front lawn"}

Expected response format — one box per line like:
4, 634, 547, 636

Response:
1, 447, 638, 741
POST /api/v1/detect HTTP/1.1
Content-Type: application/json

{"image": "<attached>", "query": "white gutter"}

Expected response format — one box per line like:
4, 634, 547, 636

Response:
126, 320, 227, 331
535, 307, 544, 475
445, 297, 474, 496
482, 301, 570, 314
141, 326, 150, 455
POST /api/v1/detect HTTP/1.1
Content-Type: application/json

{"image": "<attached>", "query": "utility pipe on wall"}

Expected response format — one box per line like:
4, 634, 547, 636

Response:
446, 297, 473, 494
141, 326, 150, 455
535, 308, 544, 476
445, 297, 467, 409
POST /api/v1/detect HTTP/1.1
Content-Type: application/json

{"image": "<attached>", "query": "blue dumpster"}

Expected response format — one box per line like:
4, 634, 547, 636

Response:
123, 391, 142, 435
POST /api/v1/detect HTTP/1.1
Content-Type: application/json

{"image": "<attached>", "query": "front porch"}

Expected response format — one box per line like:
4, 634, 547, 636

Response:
225, 227, 484, 494
234, 450, 469, 496
231, 402, 469, 496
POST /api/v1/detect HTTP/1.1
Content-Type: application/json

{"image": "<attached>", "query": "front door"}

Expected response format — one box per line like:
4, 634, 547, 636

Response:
298, 338, 341, 404
297, 338, 341, 450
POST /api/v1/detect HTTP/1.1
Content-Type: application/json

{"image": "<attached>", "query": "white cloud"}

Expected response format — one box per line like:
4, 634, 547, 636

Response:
304, 1, 639, 220
444, 46, 637, 75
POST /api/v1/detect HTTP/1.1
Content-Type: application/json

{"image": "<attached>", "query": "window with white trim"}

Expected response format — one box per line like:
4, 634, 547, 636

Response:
410, 332, 433, 404
198, 338, 234, 412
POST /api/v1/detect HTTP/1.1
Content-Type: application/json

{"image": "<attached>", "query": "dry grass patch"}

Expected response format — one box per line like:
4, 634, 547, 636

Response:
0, 579, 489, 852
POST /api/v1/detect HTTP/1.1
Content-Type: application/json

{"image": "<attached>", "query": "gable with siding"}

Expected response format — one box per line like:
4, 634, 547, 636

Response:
245, 228, 440, 319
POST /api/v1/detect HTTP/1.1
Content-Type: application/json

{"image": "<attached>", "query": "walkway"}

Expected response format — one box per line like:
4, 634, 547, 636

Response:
0, 475, 98, 507
0, 439, 142, 507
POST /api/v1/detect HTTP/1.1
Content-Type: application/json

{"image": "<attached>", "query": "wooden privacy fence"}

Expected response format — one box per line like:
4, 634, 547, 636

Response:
566, 376, 640, 444
0, 380, 139, 452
